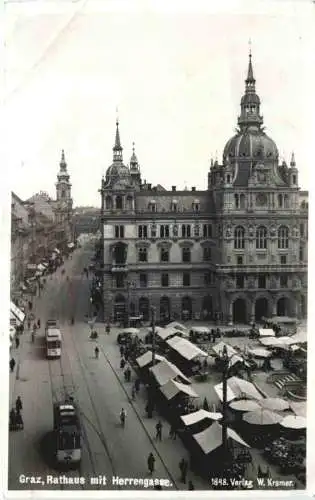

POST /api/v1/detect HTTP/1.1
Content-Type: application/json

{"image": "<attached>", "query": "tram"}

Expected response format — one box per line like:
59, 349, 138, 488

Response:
53, 402, 81, 466
46, 328, 62, 358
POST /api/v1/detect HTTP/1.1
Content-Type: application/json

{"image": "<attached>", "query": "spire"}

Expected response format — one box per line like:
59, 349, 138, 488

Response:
246, 39, 255, 89
130, 141, 139, 169
60, 149, 67, 169
238, 48, 263, 131
113, 120, 123, 162
290, 151, 296, 167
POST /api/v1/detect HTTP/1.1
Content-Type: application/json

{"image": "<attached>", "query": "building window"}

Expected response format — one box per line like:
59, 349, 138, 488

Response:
194, 224, 200, 237
105, 196, 113, 210
138, 225, 148, 239
234, 226, 245, 249
139, 273, 147, 288
115, 275, 125, 288
300, 224, 305, 238
280, 275, 288, 287
115, 225, 125, 238
160, 248, 169, 262
151, 224, 157, 238
61, 189, 66, 199
171, 202, 178, 212
258, 275, 266, 288
256, 226, 267, 249
149, 202, 157, 212
226, 175, 231, 184
116, 195, 123, 210
160, 225, 170, 238
192, 201, 200, 212
235, 194, 239, 208
204, 271, 213, 285
240, 194, 245, 209
161, 273, 169, 287
280, 255, 287, 265
203, 224, 212, 238
237, 256, 243, 265
181, 224, 191, 238
182, 247, 191, 263
203, 247, 212, 261
183, 273, 190, 287
236, 275, 244, 288
278, 194, 283, 208
138, 247, 147, 262
292, 175, 296, 184
299, 246, 304, 261
278, 226, 289, 249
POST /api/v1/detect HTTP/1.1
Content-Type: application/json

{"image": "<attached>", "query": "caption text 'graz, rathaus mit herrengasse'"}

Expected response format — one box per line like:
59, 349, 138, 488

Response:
99, 53, 308, 325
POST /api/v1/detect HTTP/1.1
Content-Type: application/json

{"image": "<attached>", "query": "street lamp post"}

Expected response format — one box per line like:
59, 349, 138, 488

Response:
151, 306, 156, 366
221, 345, 229, 456
126, 280, 135, 328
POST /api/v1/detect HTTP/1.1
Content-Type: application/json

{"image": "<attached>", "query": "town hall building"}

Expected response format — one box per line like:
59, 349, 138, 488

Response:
99, 53, 308, 325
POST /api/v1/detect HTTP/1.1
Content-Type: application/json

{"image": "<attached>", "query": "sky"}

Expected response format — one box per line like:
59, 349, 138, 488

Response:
3, 0, 315, 206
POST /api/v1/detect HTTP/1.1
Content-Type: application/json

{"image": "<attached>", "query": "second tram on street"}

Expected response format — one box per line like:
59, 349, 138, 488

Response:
53, 402, 81, 466
46, 328, 62, 358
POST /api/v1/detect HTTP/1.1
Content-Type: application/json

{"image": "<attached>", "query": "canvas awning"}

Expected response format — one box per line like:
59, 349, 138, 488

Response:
167, 336, 208, 361
259, 328, 275, 337
290, 402, 306, 418
136, 351, 166, 368
288, 330, 307, 344
215, 376, 263, 403
150, 360, 190, 386
10, 301, 25, 324
166, 322, 188, 333
190, 326, 210, 334
212, 341, 237, 358
160, 380, 198, 400
156, 326, 179, 341
193, 422, 249, 455
37, 263, 46, 271
181, 409, 222, 426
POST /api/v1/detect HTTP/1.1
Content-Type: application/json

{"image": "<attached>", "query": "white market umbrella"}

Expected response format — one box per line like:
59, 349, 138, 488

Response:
259, 398, 290, 412
280, 415, 306, 430
243, 409, 283, 426
248, 348, 271, 358
229, 400, 260, 412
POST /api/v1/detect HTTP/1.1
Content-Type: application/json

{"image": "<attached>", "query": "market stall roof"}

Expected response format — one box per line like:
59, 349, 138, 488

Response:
193, 422, 249, 455
288, 330, 307, 344
166, 322, 188, 334
156, 326, 179, 341
212, 342, 237, 358
121, 328, 140, 335
160, 380, 199, 400
166, 336, 208, 361
259, 397, 290, 411
215, 376, 263, 403
280, 415, 306, 429
136, 351, 166, 368
243, 409, 283, 425
248, 348, 271, 358
10, 301, 25, 324
271, 316, 298, 324
260, 337, 283, 347
190, 326, 210, 334
150, 360, 190, 386
181, 409, 222, 426
147, 325, 165, 334
229, 400, 261, 412
290, 402, 306, 418
259, 328, 275, 337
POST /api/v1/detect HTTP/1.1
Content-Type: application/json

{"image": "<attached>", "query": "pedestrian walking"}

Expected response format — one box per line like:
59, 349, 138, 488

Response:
135, 378, 140, 393
15, 396, 23, 414
120, 408, 126, 427
147, 453, 155, 475
120, 345, 125, 357
131, 386, 136, 400
15, 337, 20, 349
169, 423, 177, 440
37, 319, 41, 328
120, 358, 126, 369
179, 458, 188, 483
188, 480, 195, 490
27, 319, 31, 330
10, 358, 16, 372
155, 420, 162, 441
31, 331, 35, 343
106, 323, 110, 335
28, 301, 33, 311
94, 346, 99, 359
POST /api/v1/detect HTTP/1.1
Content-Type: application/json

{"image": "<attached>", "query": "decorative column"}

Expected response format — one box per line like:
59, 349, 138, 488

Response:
228, 298, 233, 325
250, 298, 255, 324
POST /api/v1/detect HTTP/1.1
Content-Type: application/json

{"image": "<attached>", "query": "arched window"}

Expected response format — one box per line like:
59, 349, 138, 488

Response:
234, 226, 245, 249
278, 194, 283, 208
240, 194, 245, 209
160, 225, 169, 238
256, 226, 267, 249
283, 195, 289, 209
278, 226, 289, 249
126, 196, 133, 211
116, 195, 123, 210
181, 224, 191, 238
235, 194, 239, 208
105, 196, 112, 210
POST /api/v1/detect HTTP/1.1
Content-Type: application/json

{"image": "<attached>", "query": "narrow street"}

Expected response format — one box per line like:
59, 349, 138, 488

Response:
8, 242, 177, 491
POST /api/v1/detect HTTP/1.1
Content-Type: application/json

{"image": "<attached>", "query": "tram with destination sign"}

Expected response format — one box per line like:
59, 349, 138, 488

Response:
53, 402, 81, 466
46, 328, 61, 358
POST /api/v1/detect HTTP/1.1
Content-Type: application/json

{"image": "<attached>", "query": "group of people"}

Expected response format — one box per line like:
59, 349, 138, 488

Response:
9, 396, 24, 431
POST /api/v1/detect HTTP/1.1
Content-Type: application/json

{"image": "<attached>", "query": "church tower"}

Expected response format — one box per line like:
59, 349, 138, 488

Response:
55, 150, 73, 242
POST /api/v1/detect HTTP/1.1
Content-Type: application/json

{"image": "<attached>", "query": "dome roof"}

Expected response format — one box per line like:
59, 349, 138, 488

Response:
223, 128, 278, 161
106, 162, 130, 179
241, 92, 260, 105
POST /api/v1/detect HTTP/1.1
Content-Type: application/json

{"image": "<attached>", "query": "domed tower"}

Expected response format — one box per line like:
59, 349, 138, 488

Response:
129, 142, 141, 186
212, 51, 302, 326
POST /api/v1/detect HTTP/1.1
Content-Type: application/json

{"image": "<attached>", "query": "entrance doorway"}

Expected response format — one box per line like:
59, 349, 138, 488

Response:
160, 296, 171, 322
114, 294, 126, 322
202, 296, 213, 320
232, 298, 247, 323
181, 296, 192, 320
139, 297, 150, 321
255, 297, 269, 321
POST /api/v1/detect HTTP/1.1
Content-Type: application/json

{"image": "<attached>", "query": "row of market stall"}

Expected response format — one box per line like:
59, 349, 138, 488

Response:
129, 321, 306, 481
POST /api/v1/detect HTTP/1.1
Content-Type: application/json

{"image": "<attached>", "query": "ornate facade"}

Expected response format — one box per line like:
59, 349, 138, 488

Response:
100, 54, 308, 324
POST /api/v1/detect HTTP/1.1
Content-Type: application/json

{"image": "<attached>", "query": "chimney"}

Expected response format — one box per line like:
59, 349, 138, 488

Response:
148, 183, 152, 190
172, 186, 176, 192
192, 186, 196, 192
